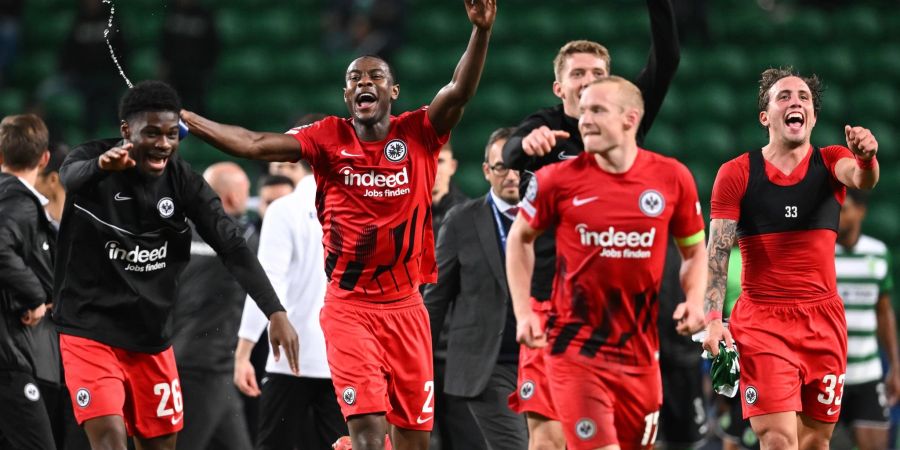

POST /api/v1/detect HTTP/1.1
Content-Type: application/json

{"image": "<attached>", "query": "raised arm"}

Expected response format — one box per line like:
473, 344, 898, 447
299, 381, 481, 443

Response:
633, 0, 680, 145
427, 0, 496, 136
180, 110, 301, 162
702, 218, 736, 356
506, 215, 545, 348
834, 125, 879, 189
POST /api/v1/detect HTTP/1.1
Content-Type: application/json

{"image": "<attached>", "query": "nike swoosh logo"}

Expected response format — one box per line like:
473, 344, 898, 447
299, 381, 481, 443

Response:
826, 407, 839, 416
340, 149, 363, 157
416, 415, 433, 424
114, 193, 132, 201
171, 415, 183, 425
558, 152, 578, 160
572, 196, 598, 207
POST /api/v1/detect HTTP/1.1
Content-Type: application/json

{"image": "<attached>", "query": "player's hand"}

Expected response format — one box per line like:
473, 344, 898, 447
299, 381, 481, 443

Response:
522, 126, 570, 157
845, 125, 878, 160
268, 311, 300, 375
702, 319, 733, 357
98, 143, 136, 171
516, 312, 547, 349
21, 303, 47, 327
673, 301, 705, 335
233, 357, 261, 397
886, 366, 900, 406
464, 0, 497, 31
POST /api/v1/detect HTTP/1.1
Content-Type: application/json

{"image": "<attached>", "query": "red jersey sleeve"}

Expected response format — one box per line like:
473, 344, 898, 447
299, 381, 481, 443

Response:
670, 162, 706, 245
398, 107, 451, 154
519, 165, 559, 231
284, 117, 335, 168
820, 145, 855, 179
710, 154, 749, 221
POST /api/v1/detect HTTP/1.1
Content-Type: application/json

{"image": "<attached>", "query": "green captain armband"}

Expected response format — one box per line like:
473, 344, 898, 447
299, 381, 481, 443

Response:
675, 230, 705, 247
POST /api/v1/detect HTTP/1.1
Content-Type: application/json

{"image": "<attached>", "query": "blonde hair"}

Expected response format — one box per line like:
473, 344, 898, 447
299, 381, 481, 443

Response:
588, 76, 644, 114
553, 40, 611, 81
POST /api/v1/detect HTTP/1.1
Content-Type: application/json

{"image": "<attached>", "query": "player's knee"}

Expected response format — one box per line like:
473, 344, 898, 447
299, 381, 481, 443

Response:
756, 427, 796, 450
352, 433, 387, 450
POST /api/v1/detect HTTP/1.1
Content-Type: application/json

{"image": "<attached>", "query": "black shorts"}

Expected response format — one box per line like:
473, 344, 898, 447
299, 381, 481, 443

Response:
257, 374, 347, 450
839, 380, 890, 428
718, 392, 759, 450
658, 361, 708, 447
0, 370, 56, 450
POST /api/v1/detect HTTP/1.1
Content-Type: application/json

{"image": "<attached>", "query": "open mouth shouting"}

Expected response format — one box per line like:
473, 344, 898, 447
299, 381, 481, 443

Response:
355, 92, 378, 113
145, 150, 172, 173
784, 111, 804, 132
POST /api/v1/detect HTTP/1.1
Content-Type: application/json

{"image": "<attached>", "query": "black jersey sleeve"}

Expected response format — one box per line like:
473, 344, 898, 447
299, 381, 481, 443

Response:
0, 197, 48, 310
634, 0, 680, 145
502, 114, 552, 171
59, 141, 112, 193
179, 164, 285, 318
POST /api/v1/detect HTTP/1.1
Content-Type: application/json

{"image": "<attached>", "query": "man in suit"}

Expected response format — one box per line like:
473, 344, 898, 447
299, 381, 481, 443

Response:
425, 127, 527, 450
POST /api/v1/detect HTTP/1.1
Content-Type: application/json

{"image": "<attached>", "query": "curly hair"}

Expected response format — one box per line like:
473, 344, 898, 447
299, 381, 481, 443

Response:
119, 80, 182, 122
757, 66, 823, 116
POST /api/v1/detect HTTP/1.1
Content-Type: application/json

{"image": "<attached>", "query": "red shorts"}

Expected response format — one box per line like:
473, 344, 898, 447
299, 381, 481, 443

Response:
547, 355, 662, 450
319, 293, 434, 430
730, 294, 848, 423
508, 298, 557, 419
59, 333, 183, 439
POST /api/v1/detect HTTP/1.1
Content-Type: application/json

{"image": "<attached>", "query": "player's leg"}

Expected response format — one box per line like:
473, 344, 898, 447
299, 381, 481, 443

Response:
380, 297, 434, 450
747, 412, 798, 449
526, 413, 565, 450
173, 370, 222, 449
133, 433, 177, 450
465, 362, 528, 449
82, 415, 129, 450
203, 375, 254, 450
656, 360, 707, 449
841, 381, 890, 450
347, 413, 390, 449
0, 371, 57, 450
796, 414, 835, 450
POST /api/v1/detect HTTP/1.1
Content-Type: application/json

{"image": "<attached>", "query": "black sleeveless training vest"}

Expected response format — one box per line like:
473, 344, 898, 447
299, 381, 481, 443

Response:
737, 148, 841, 238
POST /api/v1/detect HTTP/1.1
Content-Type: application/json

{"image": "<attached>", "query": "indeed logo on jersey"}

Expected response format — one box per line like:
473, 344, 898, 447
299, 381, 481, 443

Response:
341, 166, 411, 197
105, 240, 168, 272
575, 224, 655, 259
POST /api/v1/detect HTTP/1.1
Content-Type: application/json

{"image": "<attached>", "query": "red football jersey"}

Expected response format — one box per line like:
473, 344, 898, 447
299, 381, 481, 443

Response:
710, 145, 853, 301
287, 107, 449, 302
521, 150, 705, 368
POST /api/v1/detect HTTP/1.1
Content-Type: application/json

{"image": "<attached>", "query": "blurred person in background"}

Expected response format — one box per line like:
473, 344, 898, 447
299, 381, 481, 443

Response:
256, 174, 294, 221
160, 0, 219, 115
0, 113, 56, 450
835, 188, 899, 450
428, 139, 479, 450
235, 155, 347, 450
426, 127, 527, 450
171, 162, 255, 450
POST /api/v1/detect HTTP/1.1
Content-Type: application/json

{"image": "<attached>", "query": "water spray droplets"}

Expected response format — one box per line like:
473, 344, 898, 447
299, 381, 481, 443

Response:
102, 0, 133, 88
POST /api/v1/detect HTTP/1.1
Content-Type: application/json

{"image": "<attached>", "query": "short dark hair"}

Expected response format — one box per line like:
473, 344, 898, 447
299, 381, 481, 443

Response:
484, 127, 515, 162
42, 142, 70, 175
758, 66, 823, 116
0, 114, 49, 171
259, 174, 295, 190
119, 80, 182, 122
845, 188, 870, 208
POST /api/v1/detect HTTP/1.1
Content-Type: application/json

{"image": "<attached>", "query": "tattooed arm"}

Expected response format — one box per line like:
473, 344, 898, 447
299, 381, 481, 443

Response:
702, 218, 737, 356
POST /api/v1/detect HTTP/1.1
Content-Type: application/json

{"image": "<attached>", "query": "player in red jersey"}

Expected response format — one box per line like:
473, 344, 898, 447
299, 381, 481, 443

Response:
180, 1, 496, 448
507, 77, 707, 450
702, 67, 879, 450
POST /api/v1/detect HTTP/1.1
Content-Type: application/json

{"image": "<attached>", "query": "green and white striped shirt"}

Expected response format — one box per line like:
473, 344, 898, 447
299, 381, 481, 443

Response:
836, 235, 894, 385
